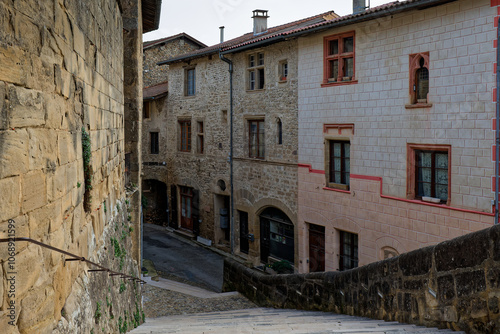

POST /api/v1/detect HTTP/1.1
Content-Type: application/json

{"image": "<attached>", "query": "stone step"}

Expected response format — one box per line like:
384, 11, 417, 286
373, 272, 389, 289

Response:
129, 308, 463, 334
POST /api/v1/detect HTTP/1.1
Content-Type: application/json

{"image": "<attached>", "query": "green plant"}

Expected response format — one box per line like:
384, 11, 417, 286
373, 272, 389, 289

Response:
270, 260, 293, 274
141, 194, 148, 209
103, 201, 107, 213
95, 301, 102, 323
82, 127, 93, 211
111, 237, 126, 270
116, 203, 120, 212
77, 182, 81, 188
119, 282, 126, 293
90, 330, 94, 334
106, 296, 111, 307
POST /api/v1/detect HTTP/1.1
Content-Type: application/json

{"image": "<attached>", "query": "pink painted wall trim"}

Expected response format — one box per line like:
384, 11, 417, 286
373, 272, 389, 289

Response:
298, 164, 495, 217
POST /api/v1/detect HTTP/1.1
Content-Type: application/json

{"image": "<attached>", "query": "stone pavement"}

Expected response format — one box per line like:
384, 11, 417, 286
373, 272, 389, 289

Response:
130, 307, 463, 334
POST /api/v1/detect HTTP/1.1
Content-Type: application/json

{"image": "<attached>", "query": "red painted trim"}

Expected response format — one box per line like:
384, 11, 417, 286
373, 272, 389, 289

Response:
323, 187, 350, 194
323, 123, 355, 135
298, 163, 325, 174
321, 80, 359, 88
300, 165, 494, 217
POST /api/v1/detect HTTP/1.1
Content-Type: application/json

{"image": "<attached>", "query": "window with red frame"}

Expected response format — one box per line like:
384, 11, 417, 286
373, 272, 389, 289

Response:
179, 120, 191, 152
408, 52, 430, 105
324, 32, 355, 84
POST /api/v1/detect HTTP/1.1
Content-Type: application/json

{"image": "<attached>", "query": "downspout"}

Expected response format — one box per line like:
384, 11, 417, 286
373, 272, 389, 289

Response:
219, 51, 235, 253
496, 16, 500, 225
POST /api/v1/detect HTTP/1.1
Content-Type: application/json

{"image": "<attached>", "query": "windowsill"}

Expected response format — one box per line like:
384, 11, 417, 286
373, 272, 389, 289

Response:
278, 79, 287, 83
324, 183, 350, 193
183, 95, 196, 98
405, 103, 432, 109
246, 89, 265, 93
321, 80, 358, 87
177, 150, 192, 154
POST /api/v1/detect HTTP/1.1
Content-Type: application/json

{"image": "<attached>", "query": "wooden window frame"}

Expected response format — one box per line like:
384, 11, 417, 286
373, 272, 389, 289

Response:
248, 119, 265, 159
185, 67, 196, 96
339, 230, 358, 271
406, 52, 432, 108
407, 143, 451, 204
179, 120, 192, 152
326, 140, 350, 190
247, 52, 265, 91
150, 132, 159, 154
322, 31, 357, 87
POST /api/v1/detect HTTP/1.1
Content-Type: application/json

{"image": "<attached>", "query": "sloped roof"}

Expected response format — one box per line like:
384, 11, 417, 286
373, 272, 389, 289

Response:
143, 81, 168, 100
157, 10, 338, 65
144, 33, 207, 50
158, 0, 457, 65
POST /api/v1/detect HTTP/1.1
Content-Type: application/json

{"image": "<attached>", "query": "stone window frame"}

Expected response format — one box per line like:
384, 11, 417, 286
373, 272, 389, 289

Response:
322, 31, 357, 87
143, 101, 151, 119
406, 143, 451, 205
278, 59, 288, 82
178, 119, 192, 152
406, 52, 432, 109
184, 67, 196, 96
150, 132, 159, 154
247, 51, 265, 91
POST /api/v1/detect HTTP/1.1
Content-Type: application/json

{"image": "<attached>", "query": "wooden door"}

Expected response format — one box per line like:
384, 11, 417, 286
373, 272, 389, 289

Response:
180, 187, 193, 231
309, 224, 325, 272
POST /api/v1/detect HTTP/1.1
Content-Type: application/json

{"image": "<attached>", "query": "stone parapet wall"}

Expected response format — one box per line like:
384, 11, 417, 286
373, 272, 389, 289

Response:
0, 0, 143, 333
224, 224, 500, 333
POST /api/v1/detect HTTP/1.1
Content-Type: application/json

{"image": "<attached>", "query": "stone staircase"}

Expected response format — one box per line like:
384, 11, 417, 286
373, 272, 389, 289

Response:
129, 307, 463, 333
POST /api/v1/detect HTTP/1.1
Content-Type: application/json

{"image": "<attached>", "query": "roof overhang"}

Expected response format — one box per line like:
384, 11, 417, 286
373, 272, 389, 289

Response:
143, 81, 168, 100
142, 0, 162, 33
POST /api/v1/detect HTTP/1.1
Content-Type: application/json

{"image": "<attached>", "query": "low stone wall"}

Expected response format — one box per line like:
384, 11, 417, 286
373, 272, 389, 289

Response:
224, 224, 500, 333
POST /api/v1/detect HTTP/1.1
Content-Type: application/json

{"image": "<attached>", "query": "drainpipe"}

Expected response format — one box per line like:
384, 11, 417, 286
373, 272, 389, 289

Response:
219, 51, 235, 253
496, 16, 500, 225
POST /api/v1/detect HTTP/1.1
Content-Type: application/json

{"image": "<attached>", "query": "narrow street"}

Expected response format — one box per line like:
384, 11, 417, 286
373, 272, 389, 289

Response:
143, 223, 224, 292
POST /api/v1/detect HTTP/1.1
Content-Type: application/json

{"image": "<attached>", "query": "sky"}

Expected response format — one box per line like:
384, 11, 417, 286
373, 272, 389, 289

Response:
144, 0, 393, 46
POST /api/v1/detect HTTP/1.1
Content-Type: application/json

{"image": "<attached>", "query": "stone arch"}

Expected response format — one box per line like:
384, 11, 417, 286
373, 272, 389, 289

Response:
331, 216, 362, 234
375, 236, 407, 260
235, 188, 256, 205
299, 210, 329, 227
254, 198, 296, 226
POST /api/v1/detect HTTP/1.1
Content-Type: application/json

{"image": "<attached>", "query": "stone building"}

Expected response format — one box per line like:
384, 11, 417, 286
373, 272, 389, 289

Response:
295, 0, 498, 273
141, 33, 206, 226
153, 10, 339, 269
0, 0, 159, 333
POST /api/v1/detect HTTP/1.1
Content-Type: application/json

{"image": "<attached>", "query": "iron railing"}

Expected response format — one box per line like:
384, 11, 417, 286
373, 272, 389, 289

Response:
0, 237, 146, 284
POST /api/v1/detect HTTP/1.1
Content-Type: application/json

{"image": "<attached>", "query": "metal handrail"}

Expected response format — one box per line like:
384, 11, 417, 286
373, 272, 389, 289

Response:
0, 237, 146, 284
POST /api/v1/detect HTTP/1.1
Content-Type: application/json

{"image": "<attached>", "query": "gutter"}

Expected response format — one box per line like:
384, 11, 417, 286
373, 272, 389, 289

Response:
496, 16, 500, 225
219, 51, 235, 254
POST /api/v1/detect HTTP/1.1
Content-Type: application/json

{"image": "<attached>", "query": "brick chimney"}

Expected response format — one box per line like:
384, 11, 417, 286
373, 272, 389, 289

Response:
252, 9, 269, 35
353, 0, 367, 14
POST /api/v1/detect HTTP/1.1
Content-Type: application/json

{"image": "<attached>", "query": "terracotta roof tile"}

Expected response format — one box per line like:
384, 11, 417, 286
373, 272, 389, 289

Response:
143, 81, 168, 100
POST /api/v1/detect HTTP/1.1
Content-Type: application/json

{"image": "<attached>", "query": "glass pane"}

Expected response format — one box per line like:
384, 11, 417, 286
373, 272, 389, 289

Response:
436, 184, 448, 201
417, 151, 432, 167
187, 198, 191, 218
344, 58, 353, 78
334, 157, 341, 172
436, 169, 448, 185
420, 182, 431, 197
334, 172, 341, 183
345, 173, 350, 186
436, 153, 448, 168
258, 68, 265, 89
343, 37, 353, 53
258, 53, 264, 65
249, 55, 254, 67
329, 60, 339, 80
344, 143, 350, 158
420, 167, 432, 182
329, 40, 338, 55
417, 67, 429, 100
334, 143, 341, 157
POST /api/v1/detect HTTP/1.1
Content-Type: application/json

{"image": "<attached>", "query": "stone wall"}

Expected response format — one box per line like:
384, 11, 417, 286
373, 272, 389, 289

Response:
143, 38, 203, 87
224, 223, 500, 333
0, 0, 143, 333
163, 39, 299, 265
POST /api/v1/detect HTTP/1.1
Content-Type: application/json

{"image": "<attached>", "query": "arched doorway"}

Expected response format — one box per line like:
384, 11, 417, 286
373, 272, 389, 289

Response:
260, 207, 294, 264
142, 179, 168, 226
